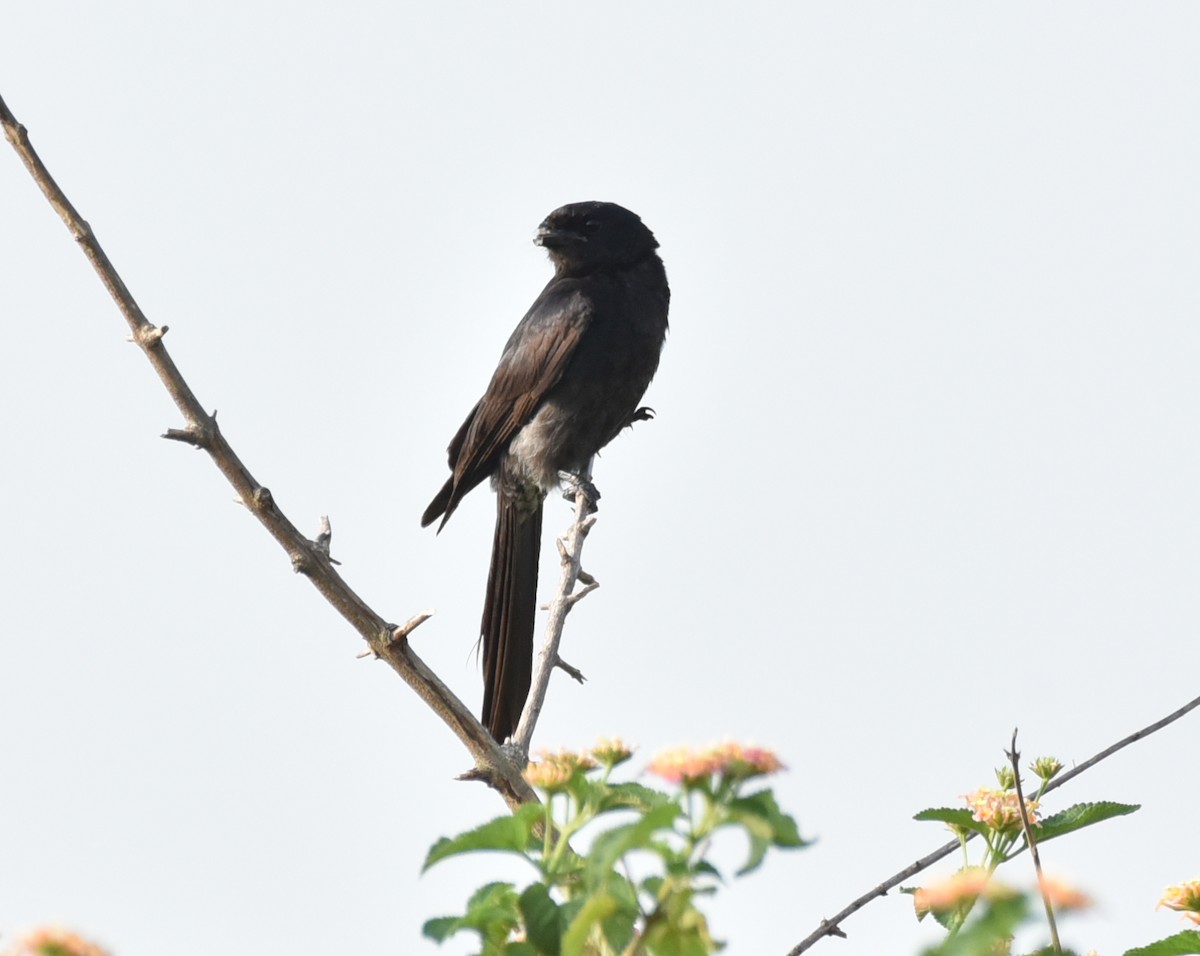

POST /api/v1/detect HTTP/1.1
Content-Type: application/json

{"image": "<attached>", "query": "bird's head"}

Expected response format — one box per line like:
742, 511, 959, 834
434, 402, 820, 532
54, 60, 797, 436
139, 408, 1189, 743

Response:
534, 201, 659, 276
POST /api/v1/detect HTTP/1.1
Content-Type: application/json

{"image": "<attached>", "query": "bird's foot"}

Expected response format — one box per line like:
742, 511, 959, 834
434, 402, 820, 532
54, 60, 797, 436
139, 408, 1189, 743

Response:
559, 471, 601, 513
628, 405, 656, 426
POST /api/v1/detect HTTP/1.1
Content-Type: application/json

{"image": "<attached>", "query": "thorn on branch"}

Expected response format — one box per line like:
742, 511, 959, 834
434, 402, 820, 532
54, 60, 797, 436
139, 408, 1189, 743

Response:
389, 610, 435, 644
554, 656, 587, 684
162, 426, 205, 448
130, 324, 168, 347
162, 412, 218, 450
820, 920, 848, 940
311, 515, 341, 565
458, 766, 502, 787
566, 582, 599, 606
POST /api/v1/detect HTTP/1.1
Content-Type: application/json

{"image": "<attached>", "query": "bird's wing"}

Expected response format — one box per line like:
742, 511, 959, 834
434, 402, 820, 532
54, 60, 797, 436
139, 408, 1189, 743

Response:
450, 283, 593, 491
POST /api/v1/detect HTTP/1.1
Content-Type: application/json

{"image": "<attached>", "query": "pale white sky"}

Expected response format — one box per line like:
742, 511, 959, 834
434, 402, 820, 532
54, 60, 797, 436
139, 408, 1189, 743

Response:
3, 4, 1199, 955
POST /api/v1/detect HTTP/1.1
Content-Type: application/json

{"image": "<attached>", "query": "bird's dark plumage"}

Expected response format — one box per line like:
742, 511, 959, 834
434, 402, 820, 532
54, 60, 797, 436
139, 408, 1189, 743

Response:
423, 201, 670, 742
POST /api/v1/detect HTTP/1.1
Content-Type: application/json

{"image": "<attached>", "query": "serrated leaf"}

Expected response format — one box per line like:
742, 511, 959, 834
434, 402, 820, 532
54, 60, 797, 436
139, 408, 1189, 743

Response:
518, 882, 562, 955
644, 928, 711, 956
644, 903, 719, 956
727, 789, 809, 875
421, 915, 460, 943
1124, 929, 1200, 956
595, 781, 672, 814
600, 873, 639, 953
921, 894, 1028, 955
929, 904, 956, 931
423, 883, 522, 948
586, 802, 681, 881
602, 906, 637, 953
730, 789, 807, 847
565, 772, 604, 810
423, 803, 544, 871
1034, 801, 1140, 843
913, 807, 990, 837
561, 890, 621, 956
464, 881, 524, 946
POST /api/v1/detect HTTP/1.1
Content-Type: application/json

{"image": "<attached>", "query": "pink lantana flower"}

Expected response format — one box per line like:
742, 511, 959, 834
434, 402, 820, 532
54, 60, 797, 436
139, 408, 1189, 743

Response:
962, 786, 1039, 832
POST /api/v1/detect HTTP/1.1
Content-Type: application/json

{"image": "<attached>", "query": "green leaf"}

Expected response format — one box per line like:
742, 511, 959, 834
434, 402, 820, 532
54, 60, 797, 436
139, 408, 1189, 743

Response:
565, 771, 605, 810
561, 891, 621, 956
518, 882, 562, 955
1124, 930, 1200, 956
586, 802, 681, 881
921, 893, 1029, 956
600, 873, 639, 953
644, 900, 720, 956
1028, 949, 1085, 956
727, 789, 809, 875
423, 803, 544, 871
913, 807, 990, 837
421, 915, 460, 943
644, 927, 712, 956
422, 882, 522, 949
595, 780, 673, 815
504, 944, 538, 956
1034, 801, 1140, 844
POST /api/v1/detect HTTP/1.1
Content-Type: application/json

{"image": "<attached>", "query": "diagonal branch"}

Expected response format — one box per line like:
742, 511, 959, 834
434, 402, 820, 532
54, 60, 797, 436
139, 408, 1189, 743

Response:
0, 91, 535, 810
784, 690, 1200, 955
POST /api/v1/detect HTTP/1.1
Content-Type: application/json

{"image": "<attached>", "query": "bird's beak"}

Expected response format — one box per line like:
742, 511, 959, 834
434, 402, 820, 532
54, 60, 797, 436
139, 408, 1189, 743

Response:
534, 224, 584, 248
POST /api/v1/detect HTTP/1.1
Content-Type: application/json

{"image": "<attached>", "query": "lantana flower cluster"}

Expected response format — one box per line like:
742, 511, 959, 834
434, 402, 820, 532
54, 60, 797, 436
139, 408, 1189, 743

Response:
1158, 879, 1200, 925
523, 740, 784, 793
962, 786, 1040, 831
523, 748, 599, 792
913, 867, 1009, 918
7, 927, 110, 956
647, 742, 783, 784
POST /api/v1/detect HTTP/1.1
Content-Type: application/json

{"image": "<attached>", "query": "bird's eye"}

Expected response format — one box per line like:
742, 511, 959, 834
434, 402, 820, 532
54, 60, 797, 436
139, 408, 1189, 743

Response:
584, 219, 602, 235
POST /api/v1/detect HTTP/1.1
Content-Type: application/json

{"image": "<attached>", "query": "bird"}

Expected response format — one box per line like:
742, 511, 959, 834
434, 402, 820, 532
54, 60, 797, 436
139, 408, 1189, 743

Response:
421, 201, 670, 742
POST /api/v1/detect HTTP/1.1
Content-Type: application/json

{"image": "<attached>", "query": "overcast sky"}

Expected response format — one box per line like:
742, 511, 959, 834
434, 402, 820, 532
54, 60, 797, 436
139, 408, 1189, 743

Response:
3, 4, 1199, 955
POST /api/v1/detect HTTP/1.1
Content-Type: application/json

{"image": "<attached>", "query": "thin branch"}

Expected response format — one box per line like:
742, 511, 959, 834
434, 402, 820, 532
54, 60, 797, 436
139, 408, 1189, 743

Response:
785, 690, 1200, 955
1039, 692, 1200, 798
512, 469, 598, 755
1008, 729, 1059, 952
555, 656, 587, 684
1, 91, 536, 810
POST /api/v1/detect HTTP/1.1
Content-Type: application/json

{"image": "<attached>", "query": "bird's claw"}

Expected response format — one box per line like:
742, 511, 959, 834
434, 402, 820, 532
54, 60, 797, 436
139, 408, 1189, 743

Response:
558, 471, 601, 513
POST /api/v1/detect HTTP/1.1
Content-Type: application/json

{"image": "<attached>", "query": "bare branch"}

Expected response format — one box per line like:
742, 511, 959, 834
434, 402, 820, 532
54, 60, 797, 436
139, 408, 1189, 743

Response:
785, 690, 1200, 955
512, 467, 598, 755
0, 91, 536, 810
